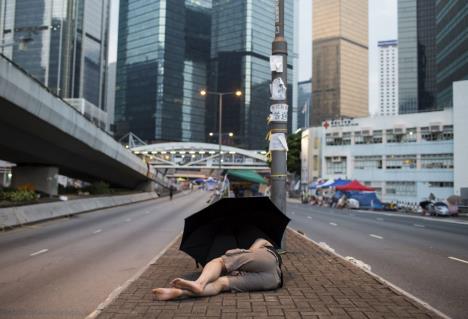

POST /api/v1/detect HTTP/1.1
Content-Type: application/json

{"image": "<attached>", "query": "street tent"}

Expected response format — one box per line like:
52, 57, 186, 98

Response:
345, 191, 383, 209
316, 179, 335, 188
335, 180, 374, 192
226, 169, 267, 185
329, 179, 351, 188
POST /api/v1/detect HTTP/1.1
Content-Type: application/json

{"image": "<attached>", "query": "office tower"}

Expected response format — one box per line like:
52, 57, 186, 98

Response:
297, 78, 312, 129
208, 0, 294, 149
310, 0, 368, 126
0, 0, 110, 115
378, 40, 398, 116
115, 0, 211, 143
106, 62, 116, 133
435, 0, 468, 109
398, 0, 437, 113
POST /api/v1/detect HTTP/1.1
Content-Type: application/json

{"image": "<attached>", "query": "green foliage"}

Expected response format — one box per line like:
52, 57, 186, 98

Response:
0, 189, 36, 202
287, 131, 302, 176
85, 181, 111, 195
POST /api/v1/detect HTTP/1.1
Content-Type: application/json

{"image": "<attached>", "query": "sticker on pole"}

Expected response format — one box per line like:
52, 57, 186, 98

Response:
269, 133, 288, 151
270, 78, 287, 100
270, 55, 283, 72
269, 103, 288, 122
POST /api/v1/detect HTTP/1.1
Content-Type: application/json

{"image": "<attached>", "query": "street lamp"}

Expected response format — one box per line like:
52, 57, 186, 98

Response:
200, 89, 242, 170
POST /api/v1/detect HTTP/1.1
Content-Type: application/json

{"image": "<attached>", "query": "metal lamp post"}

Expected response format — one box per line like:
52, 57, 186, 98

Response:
269, 0, 288, 213
200, 89, 242, 171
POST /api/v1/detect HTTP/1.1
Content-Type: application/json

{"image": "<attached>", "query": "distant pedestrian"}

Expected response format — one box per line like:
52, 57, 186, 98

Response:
152, 238, 282, 301
169, 186, 174, 200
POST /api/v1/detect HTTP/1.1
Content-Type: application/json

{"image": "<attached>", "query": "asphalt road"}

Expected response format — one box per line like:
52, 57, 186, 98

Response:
0, 190, 210, 319
287, 202, 468, 319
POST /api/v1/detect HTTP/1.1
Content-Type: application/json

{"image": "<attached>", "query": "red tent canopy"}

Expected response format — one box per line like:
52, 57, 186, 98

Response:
335, 180, 374, 192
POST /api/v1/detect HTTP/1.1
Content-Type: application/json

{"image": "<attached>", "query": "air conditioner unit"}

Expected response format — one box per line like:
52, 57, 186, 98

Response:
393, 128, 405, 135
331, 156, 343, 163
430, 125, 441, 132
332, 132, 342, 137
362, 130, 372, 136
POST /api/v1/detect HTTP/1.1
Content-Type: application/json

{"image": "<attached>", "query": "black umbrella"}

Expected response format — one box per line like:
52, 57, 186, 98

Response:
180, 197, 290, 267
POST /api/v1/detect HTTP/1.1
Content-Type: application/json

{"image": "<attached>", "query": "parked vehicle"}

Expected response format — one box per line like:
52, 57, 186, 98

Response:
427, 202, 450, 216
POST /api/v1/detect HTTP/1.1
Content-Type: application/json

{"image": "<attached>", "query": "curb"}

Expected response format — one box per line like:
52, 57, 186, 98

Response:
84, 233, 183, 319
290, 227, 450, 319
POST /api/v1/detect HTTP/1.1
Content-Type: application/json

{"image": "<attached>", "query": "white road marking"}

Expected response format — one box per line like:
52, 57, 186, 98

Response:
369, 234, 383, 240
307, 216, 312, 219
30, 249, 48, 256
329, 222, 337, 226
448, 256, 468, 264
125, 218, 132, 222
93, 229, 102, 234
376, 217, 384, 221
414, 224, 425, 228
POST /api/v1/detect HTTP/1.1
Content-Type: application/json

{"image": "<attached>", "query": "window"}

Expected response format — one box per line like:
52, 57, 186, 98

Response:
325, 157, 347, 175
354, 156, 383, 170
401, 128, 417, 143
386, 181, 416, 196
386, 155, 417, 169
428, 181, 453, 188
421, 154, 453, 169
421, 125, 453, 141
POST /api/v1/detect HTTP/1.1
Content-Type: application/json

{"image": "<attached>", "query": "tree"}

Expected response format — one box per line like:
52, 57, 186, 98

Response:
287, 131, 301, 176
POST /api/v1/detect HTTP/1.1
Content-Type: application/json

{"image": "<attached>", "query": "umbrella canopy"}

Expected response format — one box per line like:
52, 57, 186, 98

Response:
226, 169, 267, 184
180, 197, 290, 266
193, 178, 206, 183
335, 180, 374, 192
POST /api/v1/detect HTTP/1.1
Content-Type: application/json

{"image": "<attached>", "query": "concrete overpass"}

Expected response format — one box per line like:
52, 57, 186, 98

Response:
0, 55, 161, 194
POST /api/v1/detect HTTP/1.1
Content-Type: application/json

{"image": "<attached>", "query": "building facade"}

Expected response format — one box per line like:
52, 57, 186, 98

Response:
302, 81, 468, 204
302, 110, 455, 203
115, 0, 211, 143
310, 0, 368, 126
207, 0, 294, 149
435, 0, 468, 109
378, 40, 398, 116
398, 0, 438, 114
0, 0, 110, 121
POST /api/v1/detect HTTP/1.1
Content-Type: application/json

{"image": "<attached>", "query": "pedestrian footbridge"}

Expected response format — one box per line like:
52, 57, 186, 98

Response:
131, 142, 269, 171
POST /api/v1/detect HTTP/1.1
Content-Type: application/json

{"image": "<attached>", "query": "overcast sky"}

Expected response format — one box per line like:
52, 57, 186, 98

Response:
109, 0, 397, 114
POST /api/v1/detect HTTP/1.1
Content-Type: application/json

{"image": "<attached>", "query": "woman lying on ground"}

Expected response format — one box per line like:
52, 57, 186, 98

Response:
152, 238, 283, 301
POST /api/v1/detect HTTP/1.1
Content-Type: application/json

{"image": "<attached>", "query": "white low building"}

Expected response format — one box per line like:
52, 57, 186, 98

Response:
301, 81, 468, 204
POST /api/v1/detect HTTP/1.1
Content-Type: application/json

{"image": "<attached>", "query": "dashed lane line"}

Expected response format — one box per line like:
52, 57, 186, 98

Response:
307, 216, 312, 219
448, 256, 468, 265
329, 222, 337, 226
93, 229, 102, 234
369, 234, 383, 240
125, 218, 132, 222
30, 249, 48, 257
414, 224, 425, 228
376, 217, 384, 221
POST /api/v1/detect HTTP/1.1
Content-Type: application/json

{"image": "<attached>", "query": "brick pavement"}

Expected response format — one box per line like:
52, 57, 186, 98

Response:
95, 229, 443, 319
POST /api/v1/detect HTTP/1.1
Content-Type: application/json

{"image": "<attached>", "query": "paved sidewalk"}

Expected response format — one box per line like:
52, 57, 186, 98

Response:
95, 229, 444, 319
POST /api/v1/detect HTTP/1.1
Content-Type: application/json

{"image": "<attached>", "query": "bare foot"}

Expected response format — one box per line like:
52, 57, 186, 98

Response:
152, 288, 184, 301
170, 278, 203, 294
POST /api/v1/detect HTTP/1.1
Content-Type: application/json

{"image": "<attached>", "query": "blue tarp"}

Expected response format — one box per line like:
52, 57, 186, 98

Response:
345, 191, 383, 209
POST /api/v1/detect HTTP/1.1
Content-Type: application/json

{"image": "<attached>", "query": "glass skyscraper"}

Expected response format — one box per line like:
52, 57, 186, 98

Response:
0, 0, 110, 110
398, 0, 437, 113
435, 0, 468, 109
208, 0, 294, 149
116, 0, 294, 150
115, 0, 211, 143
